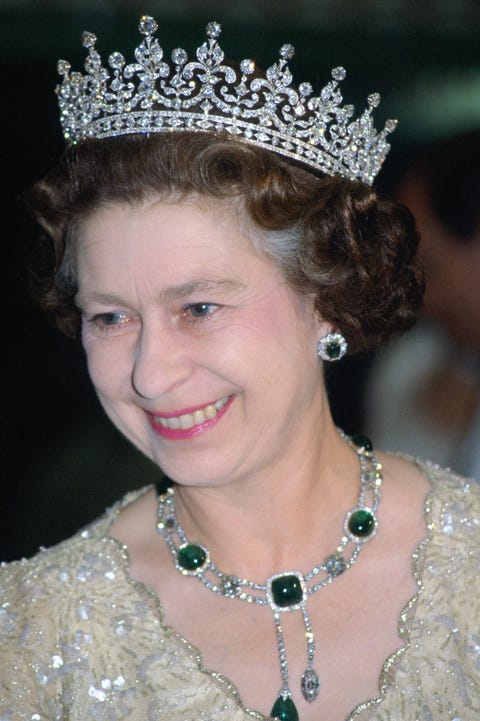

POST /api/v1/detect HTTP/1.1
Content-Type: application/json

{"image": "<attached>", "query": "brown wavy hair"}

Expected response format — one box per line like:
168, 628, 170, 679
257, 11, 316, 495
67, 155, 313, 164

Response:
25, 132, 424, 353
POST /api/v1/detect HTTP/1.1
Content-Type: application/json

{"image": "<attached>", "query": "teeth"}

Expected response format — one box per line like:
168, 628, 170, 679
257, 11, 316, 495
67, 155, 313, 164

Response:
154, 396, 229, 430
205, 404, 217, 419
179, 414, 195, 430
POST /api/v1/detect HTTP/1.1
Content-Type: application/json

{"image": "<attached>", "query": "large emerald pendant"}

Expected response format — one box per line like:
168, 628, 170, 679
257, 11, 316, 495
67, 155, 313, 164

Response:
267, 573, 305, 610
271, 695, 299, 721
176, 543, 208, 573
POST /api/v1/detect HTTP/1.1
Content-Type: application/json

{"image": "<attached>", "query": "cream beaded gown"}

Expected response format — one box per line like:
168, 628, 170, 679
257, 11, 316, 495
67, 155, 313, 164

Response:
1, 461, 479, 720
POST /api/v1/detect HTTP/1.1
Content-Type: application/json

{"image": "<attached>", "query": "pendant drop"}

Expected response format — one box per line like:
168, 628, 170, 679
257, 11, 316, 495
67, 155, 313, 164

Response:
270, 694, 299, 721
156, 434, 384, 719
301, 667, 320, 702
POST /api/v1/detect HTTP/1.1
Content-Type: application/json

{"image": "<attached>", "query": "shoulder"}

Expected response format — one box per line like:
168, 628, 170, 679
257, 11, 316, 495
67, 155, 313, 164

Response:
372, 458, 480, 716
0, 528, 117, 714
378, 452, 480, 588
0, 520, 113, 633
417, 457, 480, 537
0, 485, 154, 610
396, 453, 480, 543
419, 461, 480, 584
0, 487, 157, 691
380, 450, 480, 526
400, 458, 480, 621
0, 487, 255, 721
406, 463, 480, 709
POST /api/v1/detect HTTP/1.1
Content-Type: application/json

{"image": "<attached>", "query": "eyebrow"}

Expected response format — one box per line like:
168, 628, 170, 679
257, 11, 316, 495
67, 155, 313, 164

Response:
158, 278, 246, 300
75, 278, 246, 307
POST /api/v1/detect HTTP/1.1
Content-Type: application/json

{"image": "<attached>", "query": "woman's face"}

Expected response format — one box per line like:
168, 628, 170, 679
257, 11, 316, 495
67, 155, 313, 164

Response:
75, 198, 327, 488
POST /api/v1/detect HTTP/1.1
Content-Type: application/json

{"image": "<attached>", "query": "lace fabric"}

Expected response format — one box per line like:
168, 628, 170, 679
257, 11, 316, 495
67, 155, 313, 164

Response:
1, 460, 479, 720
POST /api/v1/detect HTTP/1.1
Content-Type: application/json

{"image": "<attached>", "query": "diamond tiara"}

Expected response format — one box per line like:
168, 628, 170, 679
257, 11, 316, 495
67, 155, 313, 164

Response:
56, 15, 397, 185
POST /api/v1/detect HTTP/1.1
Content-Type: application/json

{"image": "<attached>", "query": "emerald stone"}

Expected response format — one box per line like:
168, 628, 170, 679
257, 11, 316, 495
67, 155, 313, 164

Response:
350, 434, 373, 453
177, 544, 207, 572
271, 574, 304, 608
348, 509, 375, 538
271, 695, 299, 721
326, 341, 341, 359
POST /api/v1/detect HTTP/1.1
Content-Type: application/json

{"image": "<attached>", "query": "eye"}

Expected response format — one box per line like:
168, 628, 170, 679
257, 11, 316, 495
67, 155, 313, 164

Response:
183, 303, 218, 318
94, 311, 129, 325
88, 311, 133, 334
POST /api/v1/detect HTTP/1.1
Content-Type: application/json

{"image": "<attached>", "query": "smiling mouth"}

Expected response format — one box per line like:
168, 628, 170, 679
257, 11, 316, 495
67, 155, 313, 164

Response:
153, 396, 230, 431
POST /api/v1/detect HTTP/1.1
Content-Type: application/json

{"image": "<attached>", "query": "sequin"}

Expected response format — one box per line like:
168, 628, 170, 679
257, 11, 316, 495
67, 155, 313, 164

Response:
466, 632, 480, 670
89, 684, 107, 702
0, 465, 479, 720
78, 601, 94, 620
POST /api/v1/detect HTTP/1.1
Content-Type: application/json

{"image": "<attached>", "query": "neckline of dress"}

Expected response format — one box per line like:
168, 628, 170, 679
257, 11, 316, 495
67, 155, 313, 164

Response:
101, 455, 436, 721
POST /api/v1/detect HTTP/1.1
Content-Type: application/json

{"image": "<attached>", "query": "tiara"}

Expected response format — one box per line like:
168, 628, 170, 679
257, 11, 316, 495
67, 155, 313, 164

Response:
56, 15, 397, 185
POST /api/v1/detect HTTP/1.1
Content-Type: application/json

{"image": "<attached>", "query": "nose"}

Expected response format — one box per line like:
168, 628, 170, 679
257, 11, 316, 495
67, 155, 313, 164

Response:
132, 323, 193, 400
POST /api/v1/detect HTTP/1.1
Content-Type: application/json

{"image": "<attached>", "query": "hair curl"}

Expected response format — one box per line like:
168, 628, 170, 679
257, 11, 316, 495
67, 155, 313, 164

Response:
25, 132, 424, 353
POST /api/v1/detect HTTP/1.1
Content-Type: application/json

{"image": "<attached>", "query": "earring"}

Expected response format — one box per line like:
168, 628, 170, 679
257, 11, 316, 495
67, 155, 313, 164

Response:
317, 332, 348, 361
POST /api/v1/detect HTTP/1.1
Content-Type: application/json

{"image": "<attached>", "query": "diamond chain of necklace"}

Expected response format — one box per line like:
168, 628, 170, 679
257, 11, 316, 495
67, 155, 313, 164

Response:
156, 433, 382, 720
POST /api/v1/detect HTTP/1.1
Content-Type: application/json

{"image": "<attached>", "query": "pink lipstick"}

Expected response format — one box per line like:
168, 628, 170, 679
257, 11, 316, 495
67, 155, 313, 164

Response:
147, 395, 234, 440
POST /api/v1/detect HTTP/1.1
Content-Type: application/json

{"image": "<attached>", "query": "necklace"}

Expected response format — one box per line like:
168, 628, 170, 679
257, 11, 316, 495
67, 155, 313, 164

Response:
156, 434, 382, 721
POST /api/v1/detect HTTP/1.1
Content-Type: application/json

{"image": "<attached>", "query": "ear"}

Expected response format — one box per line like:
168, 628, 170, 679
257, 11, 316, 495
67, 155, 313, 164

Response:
314, 313, 335, 342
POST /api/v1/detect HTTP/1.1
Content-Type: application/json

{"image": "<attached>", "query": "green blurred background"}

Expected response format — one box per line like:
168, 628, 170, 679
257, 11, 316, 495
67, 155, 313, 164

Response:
2, 0, 479, 560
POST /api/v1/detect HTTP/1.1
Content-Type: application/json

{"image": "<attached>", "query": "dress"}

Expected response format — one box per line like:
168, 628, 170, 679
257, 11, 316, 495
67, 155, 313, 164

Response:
1, 460, 480, 720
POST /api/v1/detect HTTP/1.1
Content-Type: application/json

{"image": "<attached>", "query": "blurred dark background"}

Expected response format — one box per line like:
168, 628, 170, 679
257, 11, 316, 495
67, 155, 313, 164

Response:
2, 0, 479, 561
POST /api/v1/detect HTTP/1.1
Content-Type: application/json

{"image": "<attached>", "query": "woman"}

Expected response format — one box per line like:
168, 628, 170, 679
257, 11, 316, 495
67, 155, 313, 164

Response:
1, 16, 479, 721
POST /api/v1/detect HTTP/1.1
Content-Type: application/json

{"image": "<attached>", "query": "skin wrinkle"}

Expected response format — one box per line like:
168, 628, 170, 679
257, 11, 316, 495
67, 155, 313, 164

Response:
77, 199, 330, 509
10, 178, 460, 721
76, 279, 248, 314
13, 132, 473, 721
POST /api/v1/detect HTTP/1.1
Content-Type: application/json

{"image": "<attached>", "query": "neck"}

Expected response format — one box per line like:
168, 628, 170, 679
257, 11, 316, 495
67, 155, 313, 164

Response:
173, 418, 360, 579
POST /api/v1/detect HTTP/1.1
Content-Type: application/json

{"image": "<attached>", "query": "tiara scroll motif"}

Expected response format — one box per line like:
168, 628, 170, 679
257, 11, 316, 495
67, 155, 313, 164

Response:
56, 15, 397, 184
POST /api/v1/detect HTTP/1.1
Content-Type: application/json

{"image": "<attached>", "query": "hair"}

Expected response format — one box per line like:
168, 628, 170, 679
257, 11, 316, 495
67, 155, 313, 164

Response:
25, 131, 424, 354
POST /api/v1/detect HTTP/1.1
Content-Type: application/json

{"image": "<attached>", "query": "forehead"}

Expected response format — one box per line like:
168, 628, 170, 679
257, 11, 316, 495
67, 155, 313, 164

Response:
78, 194, 250, 247
74, 196, 278, 293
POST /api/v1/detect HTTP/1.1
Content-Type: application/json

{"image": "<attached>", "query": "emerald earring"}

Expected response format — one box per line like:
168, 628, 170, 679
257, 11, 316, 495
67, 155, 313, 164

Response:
317, 332, 347, 361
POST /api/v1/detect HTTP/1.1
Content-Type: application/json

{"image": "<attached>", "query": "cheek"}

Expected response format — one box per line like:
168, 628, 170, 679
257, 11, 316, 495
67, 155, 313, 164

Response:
256, 295, 318, 357
239, 285, 317, 345
223, 299, 318, 391
81, 324, 133, 397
